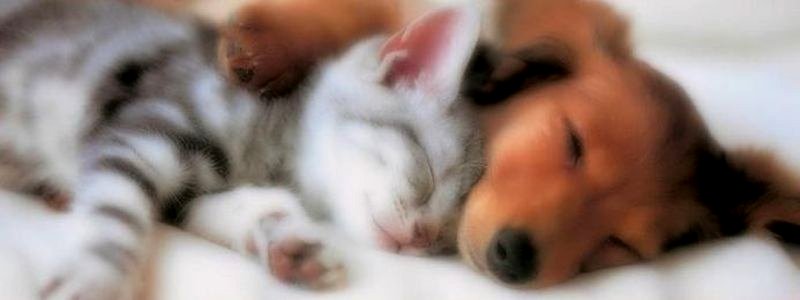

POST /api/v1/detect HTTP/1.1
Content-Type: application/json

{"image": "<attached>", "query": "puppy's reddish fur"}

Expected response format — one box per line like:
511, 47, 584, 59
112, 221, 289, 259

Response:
459, 0, 800, 287
219, 0, 400, 97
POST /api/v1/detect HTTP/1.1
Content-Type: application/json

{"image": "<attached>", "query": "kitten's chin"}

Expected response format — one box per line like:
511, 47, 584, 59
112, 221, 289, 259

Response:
374, 235, 429, 256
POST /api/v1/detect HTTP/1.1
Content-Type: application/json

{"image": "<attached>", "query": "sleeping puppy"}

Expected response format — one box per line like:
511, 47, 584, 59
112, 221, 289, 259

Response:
459, 0, 800, 288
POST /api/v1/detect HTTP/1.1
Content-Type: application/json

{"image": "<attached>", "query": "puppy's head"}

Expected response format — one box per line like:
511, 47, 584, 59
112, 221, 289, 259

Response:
459, 0, 800, 288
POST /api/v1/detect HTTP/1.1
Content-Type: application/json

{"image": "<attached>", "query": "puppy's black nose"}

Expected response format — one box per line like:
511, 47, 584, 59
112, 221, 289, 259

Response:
487, 228, 538, 284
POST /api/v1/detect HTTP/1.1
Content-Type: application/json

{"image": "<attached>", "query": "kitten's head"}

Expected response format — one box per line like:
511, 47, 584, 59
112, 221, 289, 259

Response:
302, 5, 483, 254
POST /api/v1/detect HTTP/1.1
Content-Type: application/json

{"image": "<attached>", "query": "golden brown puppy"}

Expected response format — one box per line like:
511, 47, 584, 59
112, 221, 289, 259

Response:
459, 0, 800, 288
218, 0, 400, 97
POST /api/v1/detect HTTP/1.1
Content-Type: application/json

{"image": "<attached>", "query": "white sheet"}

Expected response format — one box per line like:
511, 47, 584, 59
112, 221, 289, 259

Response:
144, 227, 799, 300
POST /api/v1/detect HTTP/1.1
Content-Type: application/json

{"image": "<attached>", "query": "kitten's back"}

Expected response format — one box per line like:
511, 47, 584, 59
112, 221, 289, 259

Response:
0, 0, 216, 195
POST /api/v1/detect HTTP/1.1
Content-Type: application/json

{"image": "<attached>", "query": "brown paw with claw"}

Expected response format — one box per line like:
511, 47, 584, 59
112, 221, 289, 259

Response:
218, 0, 398, 98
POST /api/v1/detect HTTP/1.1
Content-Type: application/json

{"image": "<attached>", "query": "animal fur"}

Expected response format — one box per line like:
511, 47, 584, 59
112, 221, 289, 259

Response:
458, 0, 800, 288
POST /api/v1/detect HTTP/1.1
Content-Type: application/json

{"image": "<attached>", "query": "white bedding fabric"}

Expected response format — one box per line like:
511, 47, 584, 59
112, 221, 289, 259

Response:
2, 1, 799, 299
145, 227, 798, 300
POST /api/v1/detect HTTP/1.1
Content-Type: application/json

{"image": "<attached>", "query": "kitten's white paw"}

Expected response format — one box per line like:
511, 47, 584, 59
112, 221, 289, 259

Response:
251, 220, 346, 290
40, 243, 135, 300
38, 215, 141, 300
266, 235, 346, 290
186, 186, 347, 290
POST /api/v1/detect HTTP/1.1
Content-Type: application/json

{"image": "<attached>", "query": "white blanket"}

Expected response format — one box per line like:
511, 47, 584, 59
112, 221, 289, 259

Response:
144, 227, 798, 300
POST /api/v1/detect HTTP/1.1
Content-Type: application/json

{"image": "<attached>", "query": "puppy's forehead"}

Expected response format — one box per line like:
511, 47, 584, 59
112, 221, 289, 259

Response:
498, 0, 628, 58
506, 38, 576, 68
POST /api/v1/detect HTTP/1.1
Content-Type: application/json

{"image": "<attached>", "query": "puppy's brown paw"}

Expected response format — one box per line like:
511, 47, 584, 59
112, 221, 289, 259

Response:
217, 0, 398, 99
218, 3, 319, 98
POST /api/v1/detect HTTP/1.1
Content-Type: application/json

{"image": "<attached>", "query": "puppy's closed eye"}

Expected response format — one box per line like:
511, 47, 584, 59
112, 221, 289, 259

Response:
565, 120, 584, 168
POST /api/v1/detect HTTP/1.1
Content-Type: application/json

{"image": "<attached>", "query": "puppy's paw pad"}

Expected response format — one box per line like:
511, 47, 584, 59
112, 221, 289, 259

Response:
267, 237, 346, 290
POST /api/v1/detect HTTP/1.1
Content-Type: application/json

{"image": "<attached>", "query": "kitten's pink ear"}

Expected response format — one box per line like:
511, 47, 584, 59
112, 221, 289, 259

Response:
378, 6, 480, 95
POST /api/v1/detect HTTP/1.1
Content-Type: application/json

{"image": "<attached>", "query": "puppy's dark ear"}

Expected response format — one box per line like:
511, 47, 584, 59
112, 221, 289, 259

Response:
694, 148, 800, 245
463, 43, 503, 106
463, 42, 572, 106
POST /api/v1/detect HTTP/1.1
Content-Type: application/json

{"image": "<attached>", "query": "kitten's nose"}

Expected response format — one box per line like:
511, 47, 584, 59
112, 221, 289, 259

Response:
408, 221, 435, 248
487, 228, 538, 284
376, 220, 439, 253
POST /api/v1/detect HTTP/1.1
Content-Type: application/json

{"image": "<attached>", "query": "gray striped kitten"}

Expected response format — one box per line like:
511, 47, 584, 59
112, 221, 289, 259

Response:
0, 0, 483, 298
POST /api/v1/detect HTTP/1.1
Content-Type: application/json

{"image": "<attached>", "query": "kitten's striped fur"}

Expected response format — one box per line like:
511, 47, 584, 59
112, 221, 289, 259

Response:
0, 1, 483, 298
0, 1, 275, 297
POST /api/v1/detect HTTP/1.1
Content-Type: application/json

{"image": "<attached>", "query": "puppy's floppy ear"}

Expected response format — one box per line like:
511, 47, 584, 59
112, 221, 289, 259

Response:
697, 148, 800, 244
378, 5, 481, 98
462, 43, 506, 106
587, 1, 632, 59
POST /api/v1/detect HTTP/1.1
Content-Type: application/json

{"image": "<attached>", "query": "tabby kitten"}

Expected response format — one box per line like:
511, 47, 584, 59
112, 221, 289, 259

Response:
0, 0, 482, 298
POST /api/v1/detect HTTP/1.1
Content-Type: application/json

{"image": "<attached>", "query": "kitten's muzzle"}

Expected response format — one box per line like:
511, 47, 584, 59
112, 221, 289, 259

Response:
374, 219, 439, 254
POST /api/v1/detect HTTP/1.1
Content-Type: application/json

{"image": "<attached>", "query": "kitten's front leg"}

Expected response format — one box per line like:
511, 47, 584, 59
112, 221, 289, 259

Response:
40, 132, 192, 299
39, 170, 156, 300
183, 186, 346, 290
